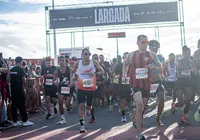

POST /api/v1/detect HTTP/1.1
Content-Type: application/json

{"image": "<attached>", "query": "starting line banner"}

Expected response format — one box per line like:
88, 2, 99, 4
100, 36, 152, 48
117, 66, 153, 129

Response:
49, 2, 178, 29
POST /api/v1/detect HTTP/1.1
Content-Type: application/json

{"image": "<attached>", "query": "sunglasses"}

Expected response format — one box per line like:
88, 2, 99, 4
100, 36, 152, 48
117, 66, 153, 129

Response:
84, 53, 91, 56
140, 40, 149, 44
93, 57, 98, 60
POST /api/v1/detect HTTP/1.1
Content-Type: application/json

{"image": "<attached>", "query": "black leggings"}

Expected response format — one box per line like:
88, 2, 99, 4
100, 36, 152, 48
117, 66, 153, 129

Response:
11, 96, 28, 123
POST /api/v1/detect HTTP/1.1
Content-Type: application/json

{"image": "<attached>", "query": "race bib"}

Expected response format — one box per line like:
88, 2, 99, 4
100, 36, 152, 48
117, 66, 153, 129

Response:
181, 70, 191, 76
61, 87, 70, 94
46, 79, 53, 85
166, 76, 177, 82
135, 68, 148, 79
83, 79, 93, 88
122, 77, 130, 85
150, 83, 159, 93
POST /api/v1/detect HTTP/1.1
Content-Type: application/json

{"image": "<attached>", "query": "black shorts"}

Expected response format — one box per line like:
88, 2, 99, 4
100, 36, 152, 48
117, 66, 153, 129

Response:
175, 78, 193, 90
151, 81, 165, 95
163, 81, 176, 89
131, 87, 149, 98
112, 83, 119, 94
95, 85, 104, 99
105, 79, 111, 88
44, 85, 57, 98
77, 89, 94, 106
118, 84, 131, 100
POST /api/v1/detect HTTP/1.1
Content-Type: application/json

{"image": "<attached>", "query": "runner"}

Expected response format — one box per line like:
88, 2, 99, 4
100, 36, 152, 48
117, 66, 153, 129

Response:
148, 40, 165, 126
115, 52, 131, 122
123, 35, 162, 140
26, 65, 37, 112
99, 54, 108, 106
72, 48, 104, 133
54, 56, 73, 125
173, 47, 196, 125
110, 56, 121, 112
163, 53, 177, 113
41, 57, 58, 119
10, 56, 34, 127
192, 40, 200, 121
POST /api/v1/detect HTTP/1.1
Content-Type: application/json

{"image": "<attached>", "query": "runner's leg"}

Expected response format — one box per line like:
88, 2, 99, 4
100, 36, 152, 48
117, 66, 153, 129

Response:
133, 91, 145, 134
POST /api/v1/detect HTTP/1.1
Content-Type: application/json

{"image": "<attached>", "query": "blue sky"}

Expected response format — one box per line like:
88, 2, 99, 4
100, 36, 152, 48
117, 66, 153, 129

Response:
0, 0, 200, 59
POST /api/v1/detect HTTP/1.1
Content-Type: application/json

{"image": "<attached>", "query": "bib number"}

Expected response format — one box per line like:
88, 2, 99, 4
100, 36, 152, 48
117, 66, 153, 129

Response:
83, 79, 93, 88
135, 68, 148, 79
181, 70, 191, 76
46, 79, 53, 85
61, 87, 70, 94
150, 84, 159, 94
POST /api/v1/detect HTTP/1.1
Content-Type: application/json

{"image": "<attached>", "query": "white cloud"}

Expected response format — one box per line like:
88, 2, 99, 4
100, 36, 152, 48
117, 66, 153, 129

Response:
0, 0, 200, 60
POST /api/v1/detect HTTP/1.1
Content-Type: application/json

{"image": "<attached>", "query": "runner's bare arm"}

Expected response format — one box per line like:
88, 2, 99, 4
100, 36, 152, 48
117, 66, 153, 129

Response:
163, 62, 169, 76
53, 69, 59, 85
69, 67, 74, 81
6, 71, 10, 82
93, 60, 105, 75
191, 60, 198, 74
72, 61, 79, 73
193, 51, 200, 68
150, 52, 162, 72
123, 52, 133, 77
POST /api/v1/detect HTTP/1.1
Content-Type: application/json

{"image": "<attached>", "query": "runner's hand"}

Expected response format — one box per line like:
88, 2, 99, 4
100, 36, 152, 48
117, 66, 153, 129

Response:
2, 68, 9, 73
122, 76, 128, 83
191, 69, 197, 75
145, 64, 154, 70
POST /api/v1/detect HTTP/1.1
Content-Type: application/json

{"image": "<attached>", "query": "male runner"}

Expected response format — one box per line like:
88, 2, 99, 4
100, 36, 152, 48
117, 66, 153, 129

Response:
193, 39, 200, 121
54, 56, 73, 124
173, 47, 196, 125
123, 35, 162, 140
41, 57, 58, 119
148, 40, 165, 126
72, 48, 104, 133
115, 52, 131, 122
163, 53, 177, 113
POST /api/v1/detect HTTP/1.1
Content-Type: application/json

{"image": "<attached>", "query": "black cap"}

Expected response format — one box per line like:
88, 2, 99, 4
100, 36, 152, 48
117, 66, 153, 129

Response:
149, 40, 160, 48
15, 56, 23, 63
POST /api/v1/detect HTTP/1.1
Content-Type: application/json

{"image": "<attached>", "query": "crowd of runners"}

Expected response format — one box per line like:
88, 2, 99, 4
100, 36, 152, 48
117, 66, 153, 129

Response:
0, 35, 200, 140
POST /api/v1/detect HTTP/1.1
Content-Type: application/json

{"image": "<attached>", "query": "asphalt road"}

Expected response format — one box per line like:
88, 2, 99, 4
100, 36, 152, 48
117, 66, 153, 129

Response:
1, 97, 200, 140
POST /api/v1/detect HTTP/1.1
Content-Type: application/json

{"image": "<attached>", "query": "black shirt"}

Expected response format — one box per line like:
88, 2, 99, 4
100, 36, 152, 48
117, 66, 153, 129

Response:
41, 66, 57, 88
10, 66, 25, 94
115, 63, 123, 84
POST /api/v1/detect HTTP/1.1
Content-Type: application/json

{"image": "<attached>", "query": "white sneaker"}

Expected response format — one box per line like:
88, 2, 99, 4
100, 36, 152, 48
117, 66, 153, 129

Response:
58, 119, 66, 125
114, 103, 118, 107
13, 121, 22, 127
80, 125, 86, 133
22, 121, 34, 127
85, 109, 91, 116
121, 116, 127, 122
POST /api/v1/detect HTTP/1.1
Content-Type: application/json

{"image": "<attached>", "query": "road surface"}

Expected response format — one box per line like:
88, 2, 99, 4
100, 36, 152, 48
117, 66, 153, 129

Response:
1, 97, 200, 140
